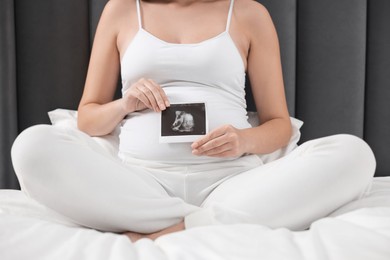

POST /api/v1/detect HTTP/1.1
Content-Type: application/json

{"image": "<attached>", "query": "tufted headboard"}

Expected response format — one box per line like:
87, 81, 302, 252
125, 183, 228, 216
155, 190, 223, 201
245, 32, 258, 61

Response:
6, 0, 390, 184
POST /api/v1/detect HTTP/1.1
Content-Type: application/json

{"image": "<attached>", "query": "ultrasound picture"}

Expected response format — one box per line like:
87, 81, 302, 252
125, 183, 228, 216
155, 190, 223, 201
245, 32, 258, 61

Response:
160, 103, 207, 143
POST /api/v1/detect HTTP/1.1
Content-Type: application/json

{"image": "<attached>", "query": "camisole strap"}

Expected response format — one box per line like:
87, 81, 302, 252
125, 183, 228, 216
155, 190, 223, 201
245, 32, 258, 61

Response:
136, 0, 142, 29
137, 0, 233, 32
226, 0, 235, 32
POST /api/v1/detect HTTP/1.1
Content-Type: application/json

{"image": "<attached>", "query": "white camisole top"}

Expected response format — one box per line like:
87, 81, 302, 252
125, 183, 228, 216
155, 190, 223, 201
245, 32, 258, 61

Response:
119, 0, 252, 164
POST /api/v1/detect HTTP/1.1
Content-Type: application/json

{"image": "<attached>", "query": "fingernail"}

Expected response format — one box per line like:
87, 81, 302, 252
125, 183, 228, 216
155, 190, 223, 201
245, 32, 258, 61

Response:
192, 149, 199, 155
159, 103, 166, 110
165, 101, 170, 107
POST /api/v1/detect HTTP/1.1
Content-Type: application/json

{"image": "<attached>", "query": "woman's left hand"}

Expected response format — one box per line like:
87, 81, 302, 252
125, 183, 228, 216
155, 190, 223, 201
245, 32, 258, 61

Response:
191, 125, 246, 158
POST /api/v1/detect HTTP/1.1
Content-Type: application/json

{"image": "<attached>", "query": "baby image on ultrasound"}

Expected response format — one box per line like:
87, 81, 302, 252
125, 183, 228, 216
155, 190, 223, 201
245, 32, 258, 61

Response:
171, 111, 194, 133
160, 103, 207, 143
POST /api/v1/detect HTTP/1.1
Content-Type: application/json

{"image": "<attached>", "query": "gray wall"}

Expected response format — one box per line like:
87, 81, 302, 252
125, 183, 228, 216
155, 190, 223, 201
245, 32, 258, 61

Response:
1, 0, 390, 189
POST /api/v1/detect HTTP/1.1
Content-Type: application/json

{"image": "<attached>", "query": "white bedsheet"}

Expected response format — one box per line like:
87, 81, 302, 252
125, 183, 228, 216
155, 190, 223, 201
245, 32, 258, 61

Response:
1, 177, 390, 260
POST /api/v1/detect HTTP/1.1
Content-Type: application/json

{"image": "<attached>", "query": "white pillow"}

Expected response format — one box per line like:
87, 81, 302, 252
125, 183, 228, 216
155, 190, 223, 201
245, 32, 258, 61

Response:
48, 109, 303, 163
48, 109, 120, 159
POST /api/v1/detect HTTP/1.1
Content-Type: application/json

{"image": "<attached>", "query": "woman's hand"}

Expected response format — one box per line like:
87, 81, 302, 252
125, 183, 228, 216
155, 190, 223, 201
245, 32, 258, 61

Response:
122, 78, 170, 113
191, 125, 247, 158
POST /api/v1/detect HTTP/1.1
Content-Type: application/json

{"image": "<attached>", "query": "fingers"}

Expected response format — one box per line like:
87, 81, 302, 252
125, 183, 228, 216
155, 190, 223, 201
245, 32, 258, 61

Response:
193, 141, 233, 157
191, 125, 226, 150
133, 90, 152, 110
141, 80, 169, 111
192, 125, 242, 157
149, 80, 170, 108
137, 81, 161, 112
131, 78, 170, 112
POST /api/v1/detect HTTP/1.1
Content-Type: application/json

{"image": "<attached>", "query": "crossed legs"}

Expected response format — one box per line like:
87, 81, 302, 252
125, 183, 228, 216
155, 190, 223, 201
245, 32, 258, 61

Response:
11, 125, 376, 241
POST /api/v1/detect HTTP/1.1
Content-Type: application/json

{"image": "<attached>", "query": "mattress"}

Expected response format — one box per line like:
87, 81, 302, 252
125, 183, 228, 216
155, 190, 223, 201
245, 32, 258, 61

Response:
1, 177, 390, 260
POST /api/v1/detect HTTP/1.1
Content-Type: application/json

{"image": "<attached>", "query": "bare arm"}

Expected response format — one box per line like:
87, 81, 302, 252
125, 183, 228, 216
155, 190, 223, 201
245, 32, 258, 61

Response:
78, 1, 169, 136
77, 2, 125, 136
241, 2, 292, 154
192, 2, 291, 157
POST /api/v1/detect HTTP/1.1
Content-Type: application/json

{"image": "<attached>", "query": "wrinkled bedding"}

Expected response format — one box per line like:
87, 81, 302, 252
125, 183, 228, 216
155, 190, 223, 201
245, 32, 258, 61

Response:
1, 109, 390, 259
1, 177, 390, 260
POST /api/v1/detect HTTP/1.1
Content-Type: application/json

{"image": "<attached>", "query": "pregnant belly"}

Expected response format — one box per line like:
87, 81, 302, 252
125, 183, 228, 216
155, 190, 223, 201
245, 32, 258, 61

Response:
118, 87, 251, 164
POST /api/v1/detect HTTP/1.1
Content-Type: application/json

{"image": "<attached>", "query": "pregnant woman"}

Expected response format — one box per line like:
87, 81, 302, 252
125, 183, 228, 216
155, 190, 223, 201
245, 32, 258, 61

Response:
11, 0, 376, 242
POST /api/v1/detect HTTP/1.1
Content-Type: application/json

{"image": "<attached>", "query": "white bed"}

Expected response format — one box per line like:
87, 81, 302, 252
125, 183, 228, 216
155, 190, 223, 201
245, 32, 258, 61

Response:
1, 109, 390, 260
1, 177, 390, 260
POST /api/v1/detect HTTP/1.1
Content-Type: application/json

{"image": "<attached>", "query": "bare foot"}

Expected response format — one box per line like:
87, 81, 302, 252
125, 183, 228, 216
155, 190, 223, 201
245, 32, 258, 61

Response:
124, 220, 185, 242
123, 231, 143, 242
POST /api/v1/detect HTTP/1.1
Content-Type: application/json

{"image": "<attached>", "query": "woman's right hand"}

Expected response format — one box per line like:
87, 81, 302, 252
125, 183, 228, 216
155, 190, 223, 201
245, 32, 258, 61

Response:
122, 78, 170, 113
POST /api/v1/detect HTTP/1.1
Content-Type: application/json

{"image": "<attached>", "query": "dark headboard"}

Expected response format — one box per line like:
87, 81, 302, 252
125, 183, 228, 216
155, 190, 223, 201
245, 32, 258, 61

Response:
1, 0, 389, 189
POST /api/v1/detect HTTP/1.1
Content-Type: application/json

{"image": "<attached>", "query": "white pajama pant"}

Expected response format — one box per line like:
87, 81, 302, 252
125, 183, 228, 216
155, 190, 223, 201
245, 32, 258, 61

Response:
11, 125, 376, 233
